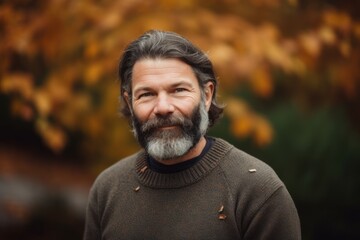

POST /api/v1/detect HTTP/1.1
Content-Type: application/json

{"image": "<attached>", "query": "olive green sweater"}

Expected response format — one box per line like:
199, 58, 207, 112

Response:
84, 138, 301, 240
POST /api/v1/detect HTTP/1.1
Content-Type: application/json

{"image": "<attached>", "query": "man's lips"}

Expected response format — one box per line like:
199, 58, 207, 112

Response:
157, 125, 178, 130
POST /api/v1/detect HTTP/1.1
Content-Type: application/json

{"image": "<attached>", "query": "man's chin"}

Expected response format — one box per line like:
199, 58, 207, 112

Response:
146, 136, 194, 161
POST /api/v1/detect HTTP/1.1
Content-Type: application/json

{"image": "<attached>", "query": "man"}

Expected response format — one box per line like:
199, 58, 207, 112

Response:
84, 30, 301, 240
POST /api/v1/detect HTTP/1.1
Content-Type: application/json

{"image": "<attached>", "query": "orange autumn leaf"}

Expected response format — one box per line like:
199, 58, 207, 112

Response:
318, 26, 337, 45
299, 32, 322, 57
45, 77, 72, 106
265, 42, 293, 72
253, 117, 273, 146
225, 98, 249, 119
36, 119, 67, 152
84, 63, 104, 85
84, 41, 100, 59
231, 115, 254, 138
251, 68, 273, 98
1, 74, 34, 100
34, 90, 52, 117
209, 43, 235, 67
0, 0, 359, 161
323, 9, 352, 33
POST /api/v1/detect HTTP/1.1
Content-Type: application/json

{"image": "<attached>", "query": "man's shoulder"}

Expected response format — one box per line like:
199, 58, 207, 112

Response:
214, 137, 284, 193
91, 151, 141, 189
223, 141, 277, 176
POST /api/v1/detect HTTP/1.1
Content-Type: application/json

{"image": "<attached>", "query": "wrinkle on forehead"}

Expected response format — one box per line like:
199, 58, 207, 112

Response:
132, 58, 199, 92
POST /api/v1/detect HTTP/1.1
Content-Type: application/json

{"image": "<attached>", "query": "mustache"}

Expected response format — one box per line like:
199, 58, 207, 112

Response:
141, 115, 193, 133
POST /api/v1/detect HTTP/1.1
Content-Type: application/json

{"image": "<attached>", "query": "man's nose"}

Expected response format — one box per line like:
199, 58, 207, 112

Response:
153, 93, 175, 116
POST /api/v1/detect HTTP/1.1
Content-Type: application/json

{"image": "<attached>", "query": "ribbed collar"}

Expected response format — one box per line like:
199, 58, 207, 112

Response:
135, 137, 233, 189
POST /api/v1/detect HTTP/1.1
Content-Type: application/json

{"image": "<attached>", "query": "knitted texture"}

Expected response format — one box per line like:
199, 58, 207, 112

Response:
84, 138, 301, 240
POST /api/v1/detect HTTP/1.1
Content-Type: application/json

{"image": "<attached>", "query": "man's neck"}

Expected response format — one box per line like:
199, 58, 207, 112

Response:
153, 136, 207, 165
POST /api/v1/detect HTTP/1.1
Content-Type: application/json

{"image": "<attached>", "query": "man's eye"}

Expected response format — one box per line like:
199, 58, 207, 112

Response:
138, 92, 154, 99
174, 88, 187, 93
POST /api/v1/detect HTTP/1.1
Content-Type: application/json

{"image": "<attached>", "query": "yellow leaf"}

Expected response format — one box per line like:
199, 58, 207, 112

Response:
34, 90, 51, 116
260, 23, 279, 41
209, 43, 235, 67
226, 98, 255, 138
318, 26, 336, 45
323, 9, 352, 32
299, 32, 322, 57
36, 119, 67, 152
253, 117, 273, 146
99, 12, 122, 30
84, 63, 103, 85
225, 98, 249, 119
84, 41, 100, 58
232, 56, 258, 78
251, 68, 273, 98
244, 31, 263, 58
1, 74, 34, 100
46, 76, 71, 105
231, 115, 254, 138
265, 43, 293, 72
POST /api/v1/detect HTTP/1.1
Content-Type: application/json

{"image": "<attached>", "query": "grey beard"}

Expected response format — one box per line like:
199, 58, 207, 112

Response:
131, 99, 209, 161
146, 132, 193, 161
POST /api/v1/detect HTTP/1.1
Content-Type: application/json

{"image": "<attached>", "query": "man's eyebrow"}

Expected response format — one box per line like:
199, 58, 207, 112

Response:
170, 81, 194, 88
133, 86, 153, 94
134, 81, 194, 92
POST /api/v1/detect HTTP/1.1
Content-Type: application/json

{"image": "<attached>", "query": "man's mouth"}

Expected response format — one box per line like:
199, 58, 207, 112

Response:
157, 125, 178, 130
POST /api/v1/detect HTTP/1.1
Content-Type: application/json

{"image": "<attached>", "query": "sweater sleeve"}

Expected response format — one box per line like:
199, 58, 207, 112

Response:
83, 185, 101, 240
243, 186, 301, 240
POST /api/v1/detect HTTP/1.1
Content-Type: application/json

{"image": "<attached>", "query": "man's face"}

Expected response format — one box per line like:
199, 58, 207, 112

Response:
125, 58, 213, 161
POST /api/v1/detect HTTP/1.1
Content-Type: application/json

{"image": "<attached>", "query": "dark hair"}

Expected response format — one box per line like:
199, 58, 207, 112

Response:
118, 30, 223, 127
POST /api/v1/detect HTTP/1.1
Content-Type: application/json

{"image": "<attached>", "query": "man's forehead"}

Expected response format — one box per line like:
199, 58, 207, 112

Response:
132, 58, 197, 84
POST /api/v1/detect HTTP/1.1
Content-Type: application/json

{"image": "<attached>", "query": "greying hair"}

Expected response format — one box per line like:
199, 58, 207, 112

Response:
118, 30, 223, 127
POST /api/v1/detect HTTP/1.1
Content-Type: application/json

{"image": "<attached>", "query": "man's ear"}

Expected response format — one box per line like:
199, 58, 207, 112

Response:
204, 82, 214, 111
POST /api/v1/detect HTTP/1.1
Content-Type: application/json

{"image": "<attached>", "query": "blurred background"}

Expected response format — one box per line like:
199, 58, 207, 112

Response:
1, 0, 359, 239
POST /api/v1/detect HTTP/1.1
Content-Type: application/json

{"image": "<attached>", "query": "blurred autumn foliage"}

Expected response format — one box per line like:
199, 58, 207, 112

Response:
1, 0, 359, 164
1, 0, 360, 239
